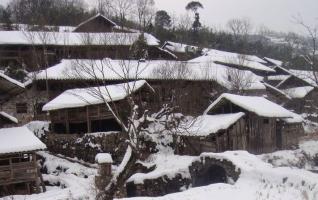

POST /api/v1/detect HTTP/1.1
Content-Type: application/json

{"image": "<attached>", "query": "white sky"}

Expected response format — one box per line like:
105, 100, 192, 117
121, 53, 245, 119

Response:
1, 0, 317, 33
154, 0, 318, 33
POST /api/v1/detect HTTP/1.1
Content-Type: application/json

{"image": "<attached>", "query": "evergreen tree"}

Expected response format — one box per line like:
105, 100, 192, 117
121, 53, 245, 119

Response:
130, 34, 149, 60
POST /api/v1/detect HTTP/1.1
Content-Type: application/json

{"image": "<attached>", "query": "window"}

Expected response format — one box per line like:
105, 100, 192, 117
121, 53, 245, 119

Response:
263, 119, 269, 124
16, 103, 27, 114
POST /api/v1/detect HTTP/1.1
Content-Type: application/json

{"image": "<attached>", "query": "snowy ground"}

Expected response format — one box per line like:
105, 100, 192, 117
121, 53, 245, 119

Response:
2, 151, 97, 200
3, 140, 318, 200
121, 147, 318, 200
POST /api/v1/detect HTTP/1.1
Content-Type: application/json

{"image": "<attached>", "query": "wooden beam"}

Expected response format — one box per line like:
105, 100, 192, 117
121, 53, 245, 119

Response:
86, 107, 91, 133
32, 153, 40, 193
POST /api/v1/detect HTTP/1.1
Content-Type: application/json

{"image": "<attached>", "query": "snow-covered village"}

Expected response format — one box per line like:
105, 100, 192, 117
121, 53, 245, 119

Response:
0, 0, 317, 199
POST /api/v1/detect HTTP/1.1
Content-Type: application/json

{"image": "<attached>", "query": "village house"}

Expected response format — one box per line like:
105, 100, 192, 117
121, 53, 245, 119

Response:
38, 80, 154, 162
175, 93, 304, 155
0, 55, 270, 126
0, 14, 176, 71
0, 127, 46, 197
42, 80, 154, 135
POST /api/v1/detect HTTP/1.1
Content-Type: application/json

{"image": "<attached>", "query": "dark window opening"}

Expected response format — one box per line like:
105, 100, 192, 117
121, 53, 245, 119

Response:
53, 123, 66, 134
69, 122, 87, 134
91, 118, 121, 133
126, 182, 137, 197
263, 119, 269, 124
0, 159, 9, 166
193, 165, 227, 187
16, 103, 27, 114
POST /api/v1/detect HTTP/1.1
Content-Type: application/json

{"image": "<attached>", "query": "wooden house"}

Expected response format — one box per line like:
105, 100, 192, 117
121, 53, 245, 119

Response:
42, 80, 154, 135
0, 127, 46, 196
0, 14, 176, 71
73, 14, 118, 33
174, 113, 246, 155
176, 93, 304, 154
205, 93, 304, 153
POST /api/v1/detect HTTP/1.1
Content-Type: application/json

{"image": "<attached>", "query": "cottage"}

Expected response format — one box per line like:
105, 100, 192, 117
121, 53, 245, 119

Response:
0, 14, 176, 71
42, 80, 154, 134
33, 58, 266, 116
0, 127, 46, 196
73, 14, 118, 33
174, 113, 246, 155
200, 93, 304, 154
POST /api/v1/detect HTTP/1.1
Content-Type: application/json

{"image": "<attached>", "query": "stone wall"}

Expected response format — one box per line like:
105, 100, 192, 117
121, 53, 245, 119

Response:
0, 86, 48, 126
126, 154, 241, 197
45, 132, 127, 164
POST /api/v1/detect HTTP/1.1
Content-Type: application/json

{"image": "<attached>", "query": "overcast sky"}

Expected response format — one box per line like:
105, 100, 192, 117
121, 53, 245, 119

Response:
1, 0, 317, 33
154, 0, 318, 33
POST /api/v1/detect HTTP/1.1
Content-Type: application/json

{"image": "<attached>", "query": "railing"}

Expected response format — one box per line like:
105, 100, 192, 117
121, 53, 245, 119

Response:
0, 162, 37, 185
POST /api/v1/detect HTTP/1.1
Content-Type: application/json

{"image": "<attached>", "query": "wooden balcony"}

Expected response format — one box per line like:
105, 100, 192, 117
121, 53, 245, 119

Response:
0, 162, 38, 186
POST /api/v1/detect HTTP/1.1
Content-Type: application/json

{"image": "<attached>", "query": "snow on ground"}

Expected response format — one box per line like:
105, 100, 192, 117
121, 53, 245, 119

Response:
4, 151, 97, 200
128, 153, 196, 185
299, 140, 318, 159
121, 150, 318, 200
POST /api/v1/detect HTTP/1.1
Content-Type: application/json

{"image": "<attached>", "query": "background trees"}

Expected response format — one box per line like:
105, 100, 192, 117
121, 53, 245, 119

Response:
7, 0, 90, 26
185, 1, 203, 45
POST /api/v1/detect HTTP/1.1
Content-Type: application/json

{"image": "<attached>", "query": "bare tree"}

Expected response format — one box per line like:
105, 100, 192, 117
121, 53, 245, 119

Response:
293, 16, 318, 85
224, 54, 255, 94
134, 0, 155, 31
227, 17, 252, 40
62, 32, 190, 199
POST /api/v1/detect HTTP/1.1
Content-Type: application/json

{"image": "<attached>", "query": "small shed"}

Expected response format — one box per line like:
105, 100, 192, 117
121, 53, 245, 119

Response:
0, 111, 18, 128
204, 93, 304, 154
0, 127, 46, 196
174, 113, 246, 155
73, 13, 117, 33
42, 80, 154, 134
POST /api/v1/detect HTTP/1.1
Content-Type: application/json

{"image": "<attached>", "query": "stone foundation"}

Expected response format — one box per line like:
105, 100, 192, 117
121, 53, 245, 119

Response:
45, 132, 127, 164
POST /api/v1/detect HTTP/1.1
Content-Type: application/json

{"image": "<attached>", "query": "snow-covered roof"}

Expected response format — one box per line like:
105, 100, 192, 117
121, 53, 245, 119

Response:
0, 72, 25, 89
178, 113, 245, 137
204, 93, 297, 118
283, 86, 315, 99
289, 69, 317, 87
74, 13, 117, 32
190, 49, 275, 73
263, 82, 292, 100
0, 31, 159, 46
0, 112, 18, 124
263, 57, 283, 67
163, 41, 198, 53
267, 75, 291, 81
282, 113, 303, 124
35, 59, 266, 91
43, 80, 152, 111
95, 153, 113, 164
0, 127, 46, 154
